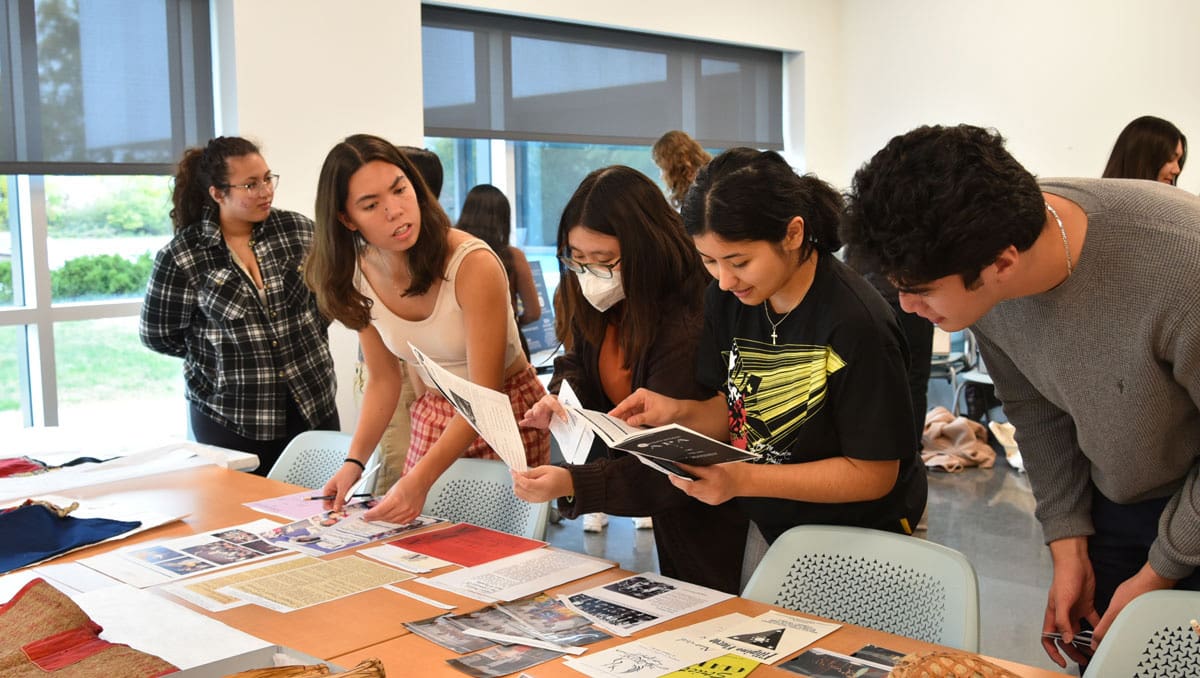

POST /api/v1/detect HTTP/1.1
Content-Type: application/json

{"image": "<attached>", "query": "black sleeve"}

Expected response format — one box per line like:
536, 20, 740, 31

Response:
696, 282, 730, 394
828, 311, 917, 461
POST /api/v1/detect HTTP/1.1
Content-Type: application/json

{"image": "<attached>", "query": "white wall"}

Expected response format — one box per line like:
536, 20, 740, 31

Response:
838, 0, 1200, 193
221, 0, 427, 429
221, 0, 1200, 428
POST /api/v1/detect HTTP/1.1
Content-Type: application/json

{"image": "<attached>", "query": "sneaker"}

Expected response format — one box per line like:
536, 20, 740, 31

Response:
582, 512, 608, 532
631, 516, 654, 530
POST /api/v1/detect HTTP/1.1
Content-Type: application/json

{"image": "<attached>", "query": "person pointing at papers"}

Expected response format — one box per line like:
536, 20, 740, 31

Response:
608, 149, 926, 554
305, 135, 548, 524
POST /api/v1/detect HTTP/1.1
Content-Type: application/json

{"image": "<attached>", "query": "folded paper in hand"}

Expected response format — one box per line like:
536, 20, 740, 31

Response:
408, 344, 530, 472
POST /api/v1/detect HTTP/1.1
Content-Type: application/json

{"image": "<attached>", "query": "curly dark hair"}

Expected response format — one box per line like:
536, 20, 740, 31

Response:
842, 124, 1045, 289
170, 136, 260, 230
682, 148, 843, 263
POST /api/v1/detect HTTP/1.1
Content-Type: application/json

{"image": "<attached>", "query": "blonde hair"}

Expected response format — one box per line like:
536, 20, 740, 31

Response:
652, 130, 712, 208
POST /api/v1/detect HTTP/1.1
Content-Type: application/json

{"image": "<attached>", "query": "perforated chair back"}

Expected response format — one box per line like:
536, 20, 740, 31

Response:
741, 524, 980, 651
268, 431, 376, 489
1082, 589, 1200, 678
422, 458, 548, 540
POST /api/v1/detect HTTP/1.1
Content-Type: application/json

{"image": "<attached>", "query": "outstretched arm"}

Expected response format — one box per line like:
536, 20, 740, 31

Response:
364, 247, 513, 523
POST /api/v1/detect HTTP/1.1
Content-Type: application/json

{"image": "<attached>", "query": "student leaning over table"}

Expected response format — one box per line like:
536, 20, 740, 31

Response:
306, 134, 549, 524
554, 150, 925, 558
140, 136, 339, 475
840, 124, 1200, 669
511, 166, 749, 594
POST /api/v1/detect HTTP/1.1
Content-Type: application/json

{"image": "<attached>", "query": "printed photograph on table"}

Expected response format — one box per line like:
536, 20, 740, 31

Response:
259, 499, 444, 556
405, 615, 496, 654
560, 572, 734, 636
119, 520, 290, 580
778, 647, 891, 677
496, 593, 594, 635
445, 643, 564, 678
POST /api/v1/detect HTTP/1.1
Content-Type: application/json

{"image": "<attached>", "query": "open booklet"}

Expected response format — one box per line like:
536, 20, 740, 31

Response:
551, 381, 759, 480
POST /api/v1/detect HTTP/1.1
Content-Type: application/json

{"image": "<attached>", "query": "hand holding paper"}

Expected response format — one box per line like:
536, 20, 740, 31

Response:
408, 344, 530, 472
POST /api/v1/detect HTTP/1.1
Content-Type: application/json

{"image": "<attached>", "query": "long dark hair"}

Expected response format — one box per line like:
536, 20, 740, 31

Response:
1102, 115, 1187, 184
556, 166, 707, 365
683, 148, 843, 264
456, 184, 516, 294
170, 136, 260, 230
306, 134, 452, 330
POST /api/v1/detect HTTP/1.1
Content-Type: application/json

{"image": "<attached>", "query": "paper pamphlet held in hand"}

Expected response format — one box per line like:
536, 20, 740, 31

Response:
408, 344, 529, 472
549, 399, 758, 480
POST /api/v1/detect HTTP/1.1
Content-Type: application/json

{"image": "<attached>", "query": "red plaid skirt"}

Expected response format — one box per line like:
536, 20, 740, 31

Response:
405, 367, 550, 473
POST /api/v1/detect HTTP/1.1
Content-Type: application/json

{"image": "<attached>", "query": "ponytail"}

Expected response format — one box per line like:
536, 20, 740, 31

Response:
170, 136, 260, 230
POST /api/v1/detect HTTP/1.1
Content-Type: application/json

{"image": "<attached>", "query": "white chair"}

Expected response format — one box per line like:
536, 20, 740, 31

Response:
267, 431, 378, 490
422, 458, 548, 540
741, 524, 980, 651
1083, 589, 1200, 678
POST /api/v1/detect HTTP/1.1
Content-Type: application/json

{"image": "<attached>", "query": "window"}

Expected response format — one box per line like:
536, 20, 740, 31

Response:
0, 0, 213, 430
423, 8, 780, 293
422, 6, 782, 149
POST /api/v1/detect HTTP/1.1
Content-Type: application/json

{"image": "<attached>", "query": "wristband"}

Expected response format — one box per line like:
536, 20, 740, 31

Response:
343, 458, 366, 471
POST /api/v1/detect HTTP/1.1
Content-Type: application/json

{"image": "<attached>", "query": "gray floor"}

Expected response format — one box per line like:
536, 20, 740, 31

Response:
544, 379, 1067, 673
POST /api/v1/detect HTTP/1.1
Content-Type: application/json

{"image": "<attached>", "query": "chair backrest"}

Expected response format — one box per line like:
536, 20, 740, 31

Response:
268, 431, 375, 489
741, 524, 980, 651
422, 458, 548, 540
1083, 589, 1200, 678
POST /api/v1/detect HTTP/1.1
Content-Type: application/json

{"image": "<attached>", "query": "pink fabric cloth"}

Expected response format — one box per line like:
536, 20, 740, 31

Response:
921, 406, 995, 472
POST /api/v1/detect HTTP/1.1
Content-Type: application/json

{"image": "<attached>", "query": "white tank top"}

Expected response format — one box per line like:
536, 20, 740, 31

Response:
357, 238, 523, 388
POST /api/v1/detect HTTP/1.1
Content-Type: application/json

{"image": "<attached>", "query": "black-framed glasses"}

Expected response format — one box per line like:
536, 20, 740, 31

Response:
559, 256, 621, 279
225, 173, 280, 195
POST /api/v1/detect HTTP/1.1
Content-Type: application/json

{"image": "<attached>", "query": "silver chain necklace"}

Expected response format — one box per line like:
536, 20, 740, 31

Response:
763, 302, 794, 345
1045, 202, 1072, 276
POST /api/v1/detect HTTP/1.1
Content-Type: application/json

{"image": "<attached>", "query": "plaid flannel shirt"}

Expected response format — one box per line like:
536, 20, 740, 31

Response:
140, 207, 337, 441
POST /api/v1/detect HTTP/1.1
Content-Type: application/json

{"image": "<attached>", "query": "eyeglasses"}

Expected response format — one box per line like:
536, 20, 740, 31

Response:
559, 256, 621, 279
225, 174, 280, 195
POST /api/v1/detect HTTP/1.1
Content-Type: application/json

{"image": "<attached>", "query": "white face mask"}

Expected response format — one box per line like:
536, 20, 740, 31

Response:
578, 271, 625, 312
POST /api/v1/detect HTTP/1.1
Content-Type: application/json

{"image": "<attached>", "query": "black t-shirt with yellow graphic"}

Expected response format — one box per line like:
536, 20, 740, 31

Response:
697, 253, 927, 544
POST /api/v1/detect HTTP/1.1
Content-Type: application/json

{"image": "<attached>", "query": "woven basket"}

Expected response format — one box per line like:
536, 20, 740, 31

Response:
889, 650, 1021, 678
225, 658, 384, 678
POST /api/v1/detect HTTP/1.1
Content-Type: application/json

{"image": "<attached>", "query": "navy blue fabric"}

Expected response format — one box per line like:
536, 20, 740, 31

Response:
0, 504, 141, 573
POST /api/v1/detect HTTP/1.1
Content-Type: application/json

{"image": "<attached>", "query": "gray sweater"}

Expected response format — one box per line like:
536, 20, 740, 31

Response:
974, 178, 1200, 581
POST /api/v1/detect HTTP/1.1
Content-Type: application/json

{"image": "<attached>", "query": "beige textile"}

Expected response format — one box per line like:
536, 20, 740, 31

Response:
921, 406, 995, 472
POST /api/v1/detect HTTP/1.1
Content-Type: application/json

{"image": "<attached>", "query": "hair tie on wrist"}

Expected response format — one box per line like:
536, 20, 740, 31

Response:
344, 458, 366, 471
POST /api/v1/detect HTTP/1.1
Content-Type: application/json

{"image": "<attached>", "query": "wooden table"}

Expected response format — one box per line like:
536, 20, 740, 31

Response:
28, 465, 1066, 676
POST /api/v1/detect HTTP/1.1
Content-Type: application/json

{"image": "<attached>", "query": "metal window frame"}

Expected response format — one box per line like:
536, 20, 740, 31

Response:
0, 0, 213, 427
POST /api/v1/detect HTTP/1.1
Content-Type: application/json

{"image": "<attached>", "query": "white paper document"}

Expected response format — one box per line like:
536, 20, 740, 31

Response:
422, 547, 614, 602
558, 572, 734, 637
409, 344, 529, 471
705, 610, 841, 663
0, 445, 213, 503
358, 544, 453, 573
75, 584, 271, 669
548, 381, 595, 465
563, 613, 749, 678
